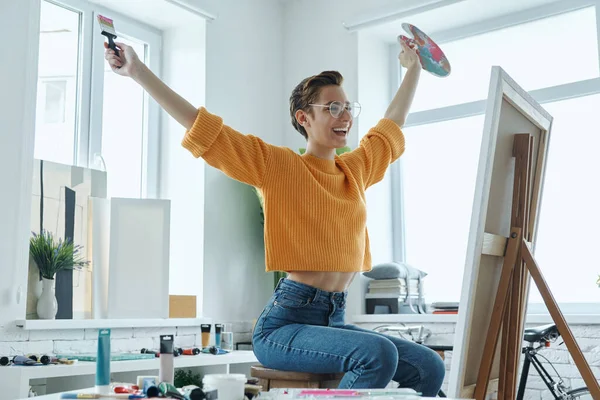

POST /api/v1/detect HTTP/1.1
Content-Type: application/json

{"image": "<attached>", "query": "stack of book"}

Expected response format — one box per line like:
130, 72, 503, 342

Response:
429, 302, 459, 314
365, 278, 420, 300
365, 278, 425, 314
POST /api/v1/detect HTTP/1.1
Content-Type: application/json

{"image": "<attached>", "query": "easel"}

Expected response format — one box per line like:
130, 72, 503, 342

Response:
473, 134, 600, 400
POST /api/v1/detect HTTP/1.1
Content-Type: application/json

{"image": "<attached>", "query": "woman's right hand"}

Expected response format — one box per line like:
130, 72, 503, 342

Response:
104, 41, 142, 78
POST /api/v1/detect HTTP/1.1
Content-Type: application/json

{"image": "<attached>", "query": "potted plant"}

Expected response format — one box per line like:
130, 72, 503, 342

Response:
29, 230, 89, 319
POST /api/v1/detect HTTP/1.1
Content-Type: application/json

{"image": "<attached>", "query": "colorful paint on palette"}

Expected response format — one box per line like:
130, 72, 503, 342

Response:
399, 23, 451, 77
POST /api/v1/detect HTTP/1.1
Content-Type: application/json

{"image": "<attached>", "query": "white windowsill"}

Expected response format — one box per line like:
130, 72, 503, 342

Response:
5, 350, 256, 380
352, 313, 600, 325
525, 314, 600, 325
352, 314, 459, 324
15, 318, 211, 330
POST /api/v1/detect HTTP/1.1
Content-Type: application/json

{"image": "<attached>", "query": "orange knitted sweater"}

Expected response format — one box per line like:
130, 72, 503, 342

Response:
181, 107, 405, 273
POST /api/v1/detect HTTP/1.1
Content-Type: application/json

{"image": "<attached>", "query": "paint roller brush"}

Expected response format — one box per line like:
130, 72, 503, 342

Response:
97, 14, 119, 57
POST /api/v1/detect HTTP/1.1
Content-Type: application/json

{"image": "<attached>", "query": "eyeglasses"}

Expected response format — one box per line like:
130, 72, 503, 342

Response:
309, 101, 361, 119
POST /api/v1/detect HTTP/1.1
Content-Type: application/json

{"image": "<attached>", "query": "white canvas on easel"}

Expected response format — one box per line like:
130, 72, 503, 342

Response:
447, 66, 553, 399
107, 198, 171, 319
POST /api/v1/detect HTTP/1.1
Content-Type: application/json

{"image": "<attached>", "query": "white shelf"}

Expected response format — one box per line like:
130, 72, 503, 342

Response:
15, 318, 211, 330
352, 313, 600, 325
15, 350, 257, 380
4, 351, 259, 399
525, 314, 600, 325
351, 314, 459, 324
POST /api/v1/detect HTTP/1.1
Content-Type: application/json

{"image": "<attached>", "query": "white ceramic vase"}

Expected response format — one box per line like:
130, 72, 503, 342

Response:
37, 277, 58, 319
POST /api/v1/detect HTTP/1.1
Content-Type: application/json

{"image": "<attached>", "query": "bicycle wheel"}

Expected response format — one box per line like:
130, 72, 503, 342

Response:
565, 387, 591, 399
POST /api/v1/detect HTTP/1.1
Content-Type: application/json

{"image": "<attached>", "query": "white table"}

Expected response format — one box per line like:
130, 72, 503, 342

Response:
3, 351, 257, 399
27, 388, 465, 400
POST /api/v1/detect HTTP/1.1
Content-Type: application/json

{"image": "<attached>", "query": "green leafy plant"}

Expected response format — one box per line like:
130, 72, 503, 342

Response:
253, 187, 265, 226
174, 369, 203, 388
597, 274, 600, 288
29, 230, 89, 280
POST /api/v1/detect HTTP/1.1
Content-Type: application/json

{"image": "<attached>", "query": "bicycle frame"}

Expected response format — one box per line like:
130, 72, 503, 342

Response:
373, 324, 585, 399
516, 344, 570, 400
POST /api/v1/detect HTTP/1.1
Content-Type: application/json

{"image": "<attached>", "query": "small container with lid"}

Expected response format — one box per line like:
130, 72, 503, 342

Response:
202, 373, 247, 400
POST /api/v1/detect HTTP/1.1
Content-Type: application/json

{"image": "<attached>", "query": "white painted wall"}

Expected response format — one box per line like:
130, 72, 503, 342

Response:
198, 0, 286, 321
0, 0, 422, 329
283, 1, 359, 152
352, 32, 397, 316
282, 0, 400, 317
162, 0, 401, 321
0, 0, 41, 327
281, 0, 408, 150
358, 33, 397, 268
159, 22, 207, 315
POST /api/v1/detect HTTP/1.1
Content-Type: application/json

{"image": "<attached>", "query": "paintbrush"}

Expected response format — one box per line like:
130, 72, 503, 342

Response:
97, 14, 119, 57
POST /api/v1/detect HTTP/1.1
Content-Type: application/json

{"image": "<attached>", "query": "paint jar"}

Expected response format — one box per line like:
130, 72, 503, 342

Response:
159, 335, 174, 384
203, 374, 246, 400
201, 324, 211, 348
221, 331, 234, 351
95, 329, 111, 394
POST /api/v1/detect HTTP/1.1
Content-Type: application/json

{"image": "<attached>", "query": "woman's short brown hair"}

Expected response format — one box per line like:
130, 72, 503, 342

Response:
289, 71, 343, 139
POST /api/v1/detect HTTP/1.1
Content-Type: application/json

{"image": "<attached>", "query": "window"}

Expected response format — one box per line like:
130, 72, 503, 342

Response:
401, 116, 484, 302
528, 93, 600, 304
411, 6, 599, 112
394, 4, 600, 309
35, 1, 81, 165
34, 0, 161, 198
100, 38, 148, 198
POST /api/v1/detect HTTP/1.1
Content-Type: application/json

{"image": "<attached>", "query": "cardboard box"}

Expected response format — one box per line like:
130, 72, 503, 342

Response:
169, 295, 197, 318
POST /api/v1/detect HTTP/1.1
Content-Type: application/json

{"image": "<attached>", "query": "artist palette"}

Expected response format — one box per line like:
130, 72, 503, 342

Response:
398, 23, 451, 78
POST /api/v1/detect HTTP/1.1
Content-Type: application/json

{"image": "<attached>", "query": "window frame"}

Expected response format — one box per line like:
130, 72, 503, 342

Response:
39, 0, 162, 198
391, 0, 600, 313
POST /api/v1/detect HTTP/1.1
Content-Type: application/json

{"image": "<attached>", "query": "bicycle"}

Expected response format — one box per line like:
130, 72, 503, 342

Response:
373, 323, 591, 399
516, 323, 590, 399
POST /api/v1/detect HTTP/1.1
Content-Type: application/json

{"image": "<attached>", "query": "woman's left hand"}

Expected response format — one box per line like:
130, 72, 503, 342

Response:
399, 40, 421, 70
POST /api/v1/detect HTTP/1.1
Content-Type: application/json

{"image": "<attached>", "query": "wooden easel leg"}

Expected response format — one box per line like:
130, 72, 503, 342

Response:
473, 228, 521, 400
498, 134, 531, 399
504, 135, 533, 399
498, 294, 510, 400
521, 241, 600, 399
513, 137, 535, 394
477, 134, 535, 400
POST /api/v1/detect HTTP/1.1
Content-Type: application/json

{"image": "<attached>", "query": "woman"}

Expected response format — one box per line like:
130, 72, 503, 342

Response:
104, 38, 445, 395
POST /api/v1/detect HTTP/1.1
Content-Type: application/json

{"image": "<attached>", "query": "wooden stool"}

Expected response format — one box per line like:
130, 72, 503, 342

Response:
251, 364, 344, 390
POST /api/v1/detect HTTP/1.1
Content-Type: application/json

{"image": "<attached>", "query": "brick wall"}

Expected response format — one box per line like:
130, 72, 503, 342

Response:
0, 321, 255, 357
2, 319, 597, 399
356, 321, 599, 399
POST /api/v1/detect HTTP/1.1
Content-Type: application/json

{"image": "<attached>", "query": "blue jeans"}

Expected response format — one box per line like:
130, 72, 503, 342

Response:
252, 279, 445, 396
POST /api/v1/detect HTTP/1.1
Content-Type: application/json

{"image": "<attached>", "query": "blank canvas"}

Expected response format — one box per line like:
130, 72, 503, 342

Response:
447, 66, 553, 398
107, 198, 171, 319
